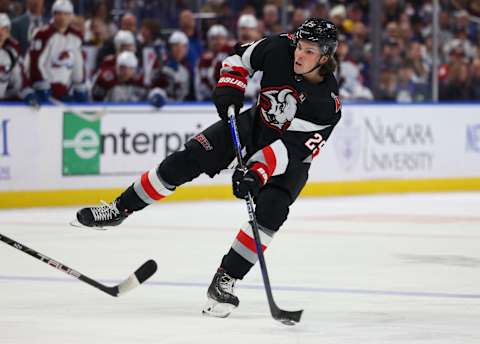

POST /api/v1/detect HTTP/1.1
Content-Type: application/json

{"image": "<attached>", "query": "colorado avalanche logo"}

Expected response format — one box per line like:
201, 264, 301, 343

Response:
52, 50, 75, 69
259, 86, 299, 132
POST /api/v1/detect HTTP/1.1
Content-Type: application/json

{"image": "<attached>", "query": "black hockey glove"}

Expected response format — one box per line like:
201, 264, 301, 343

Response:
213, 68, 248, 121
232, 167, 263, 199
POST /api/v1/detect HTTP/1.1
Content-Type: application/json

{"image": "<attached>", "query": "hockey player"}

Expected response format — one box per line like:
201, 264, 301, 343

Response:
92, 50, 166, 108
195, 24, 233, 101
0, 13, 36, 105
236, 14, 263, 103
75, 18, 341, 318
28, 0, 88, 103
155, 31, 190, 101
97, 30, 136, 72
97, 29, 163, 88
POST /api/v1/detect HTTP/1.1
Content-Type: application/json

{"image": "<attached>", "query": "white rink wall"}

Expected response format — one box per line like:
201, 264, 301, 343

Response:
0, 103, 479, 207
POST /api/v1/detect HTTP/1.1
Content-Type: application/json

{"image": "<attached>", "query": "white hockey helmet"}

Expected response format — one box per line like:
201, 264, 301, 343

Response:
168, 31, 189, 45
0, 13, 11, 28
114, 30, 135, 50
116, 51, 138, 69
207, 24, 228, 39
51, 0, 74, 14
237, 14, 258, 29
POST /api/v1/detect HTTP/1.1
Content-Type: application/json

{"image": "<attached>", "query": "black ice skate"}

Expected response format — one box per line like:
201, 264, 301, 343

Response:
202, 268, 239, 318
73, 200, 130, 229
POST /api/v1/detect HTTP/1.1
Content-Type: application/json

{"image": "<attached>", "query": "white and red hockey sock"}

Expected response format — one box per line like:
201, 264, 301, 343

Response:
230, 221, 275, 265
132, 168, 175, 205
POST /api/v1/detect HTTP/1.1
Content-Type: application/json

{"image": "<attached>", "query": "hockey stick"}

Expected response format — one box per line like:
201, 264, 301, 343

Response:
0, 232, 157, 297
49, 97, 160, 117
227, 106, 303, 325
49, 97, 107, 122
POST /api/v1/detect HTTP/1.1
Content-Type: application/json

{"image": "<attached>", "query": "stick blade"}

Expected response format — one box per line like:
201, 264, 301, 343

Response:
116, 259, 157, 296
273, 309, 303, 326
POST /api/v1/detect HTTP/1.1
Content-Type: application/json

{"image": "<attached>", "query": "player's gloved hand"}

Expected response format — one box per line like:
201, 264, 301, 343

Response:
232, 166, 264, 199
213, 67, 248, 121
148, 88, 167, 109
35, 88, 52, 104
24, 91, 39, 108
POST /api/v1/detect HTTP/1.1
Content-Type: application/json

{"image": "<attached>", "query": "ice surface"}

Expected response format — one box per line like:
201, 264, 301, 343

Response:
1, 193, 480, 343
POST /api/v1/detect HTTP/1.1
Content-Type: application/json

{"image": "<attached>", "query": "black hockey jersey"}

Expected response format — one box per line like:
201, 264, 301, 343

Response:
222, 33, 341, 178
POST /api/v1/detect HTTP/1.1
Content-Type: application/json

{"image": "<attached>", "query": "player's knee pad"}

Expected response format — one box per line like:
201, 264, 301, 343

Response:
158, 148, 203, 187
255, 186, 292, 232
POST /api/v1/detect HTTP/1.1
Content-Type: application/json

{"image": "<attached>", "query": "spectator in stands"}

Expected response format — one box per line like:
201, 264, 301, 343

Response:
156, 31, 190, 102
11, 0, 45, 56
454, 0, 480, 17
470, 58, 480, 99
262, 3, 281, 35
397, 19, 414, 47
236, 14, 262, 102
453, 10, 475, 40
237, 14, 261, 44
92, 50, 166, 108
84, 1, 115, 45
238, 4, 257, 17
439, 44, 467, 87
349, 22, 369, 61
383, 0, 404, 23
179, 9, 202, 79
377, 69, 398, 100
444, 25, 477, 61
329, 4, 347, 34
121, 12, 137, 32
346, 3, 365, 28
384, 21, 400, 42
395, 63, 428, 102
439, 10, 454, 48
405, 41, 430, 84
339, 61, 374, 101
71, 15, 85, 36
138, 18, 166, 86
440, 60, 471, 100
289, 8, 307, 32
83, 17, 108, 78
337, 36, 373, 100
382, 38, 403, 71
95, 12, 138, 69
85, 17, 108, 47
310, 1, 329, 20
29, 0, 88, 103
200, 0, 234, 30
195, 24, 231, 101
0, 13, 36, 105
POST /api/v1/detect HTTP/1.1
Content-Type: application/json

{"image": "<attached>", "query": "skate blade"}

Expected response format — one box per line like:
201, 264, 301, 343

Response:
69, 219, 106, 230
202, 298, 236, 318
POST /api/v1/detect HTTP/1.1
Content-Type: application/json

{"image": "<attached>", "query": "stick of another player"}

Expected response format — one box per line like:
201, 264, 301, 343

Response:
0, 232, 157, 297
48, 97, 107, 122
227, 106, 303, 325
